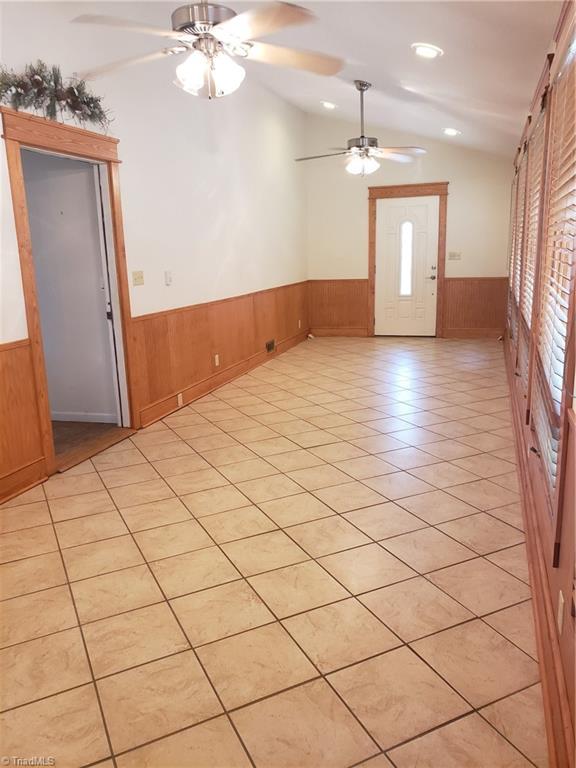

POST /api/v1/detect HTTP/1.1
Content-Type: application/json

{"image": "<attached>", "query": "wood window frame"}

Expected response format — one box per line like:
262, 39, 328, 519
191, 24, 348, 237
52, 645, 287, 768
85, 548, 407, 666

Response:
368, 182, 449, 336
1, 107, 137, 474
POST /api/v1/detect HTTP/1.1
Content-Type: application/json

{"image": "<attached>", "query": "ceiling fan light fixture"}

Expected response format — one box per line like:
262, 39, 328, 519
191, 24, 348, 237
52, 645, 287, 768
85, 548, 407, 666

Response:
175, 48, 245, 98
411, 42, 444, 59
346, 154, 380, 176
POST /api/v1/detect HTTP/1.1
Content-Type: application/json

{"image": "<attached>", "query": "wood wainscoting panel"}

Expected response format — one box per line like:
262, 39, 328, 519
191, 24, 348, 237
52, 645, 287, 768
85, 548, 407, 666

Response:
442, 277, 508, 338
0, 340, 47, 497
309, 279, 369, 336
505, 342, 575, 768
131, 281, 309, 426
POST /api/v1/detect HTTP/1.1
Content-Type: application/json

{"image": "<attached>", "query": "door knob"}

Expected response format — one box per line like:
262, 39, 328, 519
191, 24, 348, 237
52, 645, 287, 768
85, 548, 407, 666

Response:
428, 275, 436, 280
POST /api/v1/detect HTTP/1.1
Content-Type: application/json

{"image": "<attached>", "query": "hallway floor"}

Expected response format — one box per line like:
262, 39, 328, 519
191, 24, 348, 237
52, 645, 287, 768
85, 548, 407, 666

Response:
0, 337, 548, 767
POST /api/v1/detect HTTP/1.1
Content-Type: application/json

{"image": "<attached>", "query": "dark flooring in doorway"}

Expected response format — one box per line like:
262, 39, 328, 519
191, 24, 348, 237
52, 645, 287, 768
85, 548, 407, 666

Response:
52, 421, 134, 471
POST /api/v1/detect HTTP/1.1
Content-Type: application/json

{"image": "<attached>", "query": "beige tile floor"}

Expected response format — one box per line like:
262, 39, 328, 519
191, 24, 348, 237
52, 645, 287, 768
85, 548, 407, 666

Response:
0, 337, 549, 768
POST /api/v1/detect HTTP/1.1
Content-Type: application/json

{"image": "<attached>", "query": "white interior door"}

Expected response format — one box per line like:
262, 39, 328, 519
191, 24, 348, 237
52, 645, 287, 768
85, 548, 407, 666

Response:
93, 164, 131, 427
22, 149, 121, 424
375, 195, 439, 336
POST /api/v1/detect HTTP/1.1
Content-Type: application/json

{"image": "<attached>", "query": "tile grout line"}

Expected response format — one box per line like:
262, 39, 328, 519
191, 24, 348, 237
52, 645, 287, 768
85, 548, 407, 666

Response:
42, 494, 120, 768
0, 338, 538, 766
86, 459, 262, 768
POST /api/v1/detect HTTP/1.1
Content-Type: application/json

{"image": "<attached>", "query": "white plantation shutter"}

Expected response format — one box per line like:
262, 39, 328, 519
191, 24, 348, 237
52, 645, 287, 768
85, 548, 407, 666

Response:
521, 107, 548, 328
513, 151, 529, 307
508, 147, 530, 351
531, 43, 576, 499
508, 171, 520, 344
516, 105, 550, 397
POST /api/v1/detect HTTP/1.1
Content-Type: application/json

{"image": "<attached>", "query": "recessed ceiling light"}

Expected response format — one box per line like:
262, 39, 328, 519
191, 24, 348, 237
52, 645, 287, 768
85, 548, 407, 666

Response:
411, 42, 444, 59
444, 127, 462, 136
321, 100, 337, 110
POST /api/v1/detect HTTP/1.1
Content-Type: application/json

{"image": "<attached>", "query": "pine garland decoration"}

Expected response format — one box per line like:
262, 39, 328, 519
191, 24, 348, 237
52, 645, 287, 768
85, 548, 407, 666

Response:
0, 61, 110, 128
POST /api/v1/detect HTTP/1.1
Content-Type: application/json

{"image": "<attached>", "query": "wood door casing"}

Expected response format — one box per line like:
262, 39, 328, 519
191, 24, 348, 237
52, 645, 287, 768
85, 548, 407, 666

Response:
1, 107, 135, 476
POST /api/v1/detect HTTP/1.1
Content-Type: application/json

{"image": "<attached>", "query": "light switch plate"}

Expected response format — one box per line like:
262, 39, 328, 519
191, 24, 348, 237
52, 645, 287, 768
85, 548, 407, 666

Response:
448, 251, 462, 261
132, 270, 144, 286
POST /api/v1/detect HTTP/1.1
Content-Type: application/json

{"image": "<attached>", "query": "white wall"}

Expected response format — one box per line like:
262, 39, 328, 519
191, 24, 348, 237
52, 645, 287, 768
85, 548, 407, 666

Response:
304, 112, 512, 280
0, 3, 514, 345
21, 150, 119, 421
0, 1, 307, 342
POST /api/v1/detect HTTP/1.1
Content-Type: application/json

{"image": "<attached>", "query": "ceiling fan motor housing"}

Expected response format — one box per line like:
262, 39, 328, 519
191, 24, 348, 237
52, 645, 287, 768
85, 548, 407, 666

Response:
171, 4, 236, 35
347, 136, 379, 150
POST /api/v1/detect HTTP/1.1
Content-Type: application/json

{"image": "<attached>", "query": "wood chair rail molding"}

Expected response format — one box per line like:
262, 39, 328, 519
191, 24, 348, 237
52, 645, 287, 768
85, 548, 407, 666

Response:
368, 181, 449, 336
1, 107, 135, 478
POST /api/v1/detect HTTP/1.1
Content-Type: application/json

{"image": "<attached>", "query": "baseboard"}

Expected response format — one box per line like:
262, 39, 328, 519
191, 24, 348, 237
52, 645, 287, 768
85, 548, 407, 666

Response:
442, 328, 505, 339
310, 327, 369, 337
504, 338, 575, 768
0, 458, 47, 504
139, 331, 308, 427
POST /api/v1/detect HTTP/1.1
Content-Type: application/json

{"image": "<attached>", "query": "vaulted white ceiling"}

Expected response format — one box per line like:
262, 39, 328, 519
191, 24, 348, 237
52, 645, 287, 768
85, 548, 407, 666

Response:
245, 0, 560, 156
9, 1, 559, 158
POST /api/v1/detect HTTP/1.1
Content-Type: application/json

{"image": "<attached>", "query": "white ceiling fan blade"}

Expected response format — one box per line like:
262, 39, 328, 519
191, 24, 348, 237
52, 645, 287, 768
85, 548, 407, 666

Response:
72, 15, 186, 40
295, 152, 348, 162
377, 146, 427, 156
371, 146, 427, 162
247, 42, 343, 76
77, 49, 184, 81
212, 2, 313, 43
371, 150, 414, 163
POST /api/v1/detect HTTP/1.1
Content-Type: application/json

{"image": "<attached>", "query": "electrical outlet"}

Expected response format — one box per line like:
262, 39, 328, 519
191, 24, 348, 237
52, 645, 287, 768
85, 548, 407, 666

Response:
448, 251, 462, 261
214, 353, 220, 367
165, 270, 172, 287
132, 270, 144, 286
557, 590, 565, 634
177, 393, 183, 407
266, 340, 276, 353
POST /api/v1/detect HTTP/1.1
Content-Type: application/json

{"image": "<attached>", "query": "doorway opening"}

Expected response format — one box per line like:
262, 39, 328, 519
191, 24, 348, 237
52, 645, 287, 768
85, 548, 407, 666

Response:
368, 182, 448, 337
21, 148, 132, 469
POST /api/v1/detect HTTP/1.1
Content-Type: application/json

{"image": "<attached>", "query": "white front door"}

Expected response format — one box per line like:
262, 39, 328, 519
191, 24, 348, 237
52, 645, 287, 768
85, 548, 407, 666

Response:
374, 195, 439, 336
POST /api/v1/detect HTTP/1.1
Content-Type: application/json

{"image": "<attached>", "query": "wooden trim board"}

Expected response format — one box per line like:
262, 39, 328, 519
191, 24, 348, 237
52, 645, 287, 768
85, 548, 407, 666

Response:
0, 459, 48, 505
1, 107, 119, 162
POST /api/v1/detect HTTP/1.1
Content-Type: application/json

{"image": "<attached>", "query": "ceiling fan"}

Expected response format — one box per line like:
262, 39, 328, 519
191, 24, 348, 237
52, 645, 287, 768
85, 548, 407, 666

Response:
72, 2, 343, 99
296, 80, 427, 175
